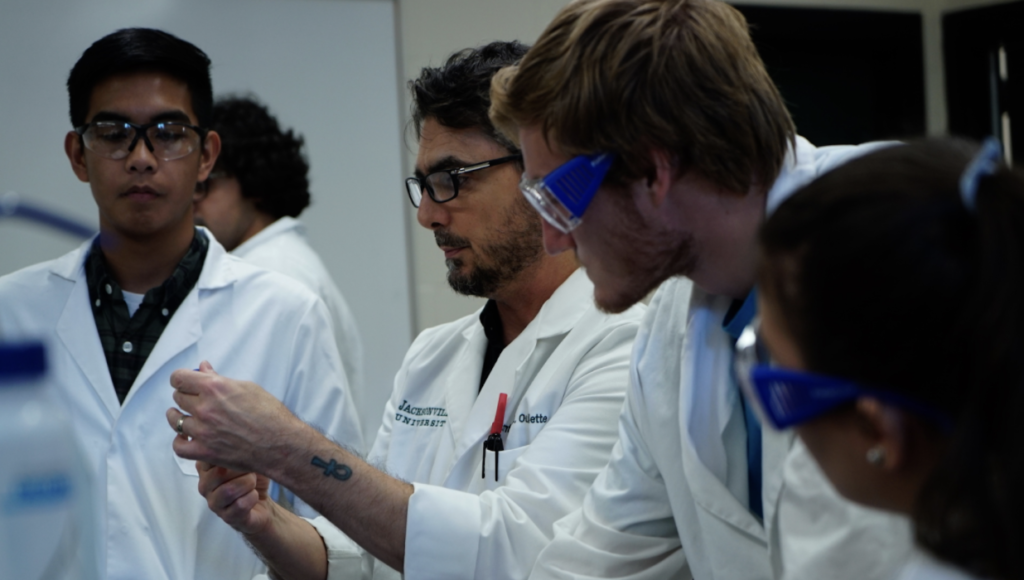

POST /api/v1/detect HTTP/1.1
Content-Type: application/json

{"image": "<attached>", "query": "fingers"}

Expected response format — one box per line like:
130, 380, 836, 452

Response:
171, 428, 208, 462
172, 389, 200, 414
224, 489, 261, 523
166, 407, 189, 437
198, 360, 216, 374
200, 469, 264, 531
170, 368, 207, 396
199, 464, 255, 498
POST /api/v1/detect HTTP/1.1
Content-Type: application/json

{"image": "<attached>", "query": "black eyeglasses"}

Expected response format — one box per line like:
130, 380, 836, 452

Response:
406, 154, 521, 208
76, 121, 207, 161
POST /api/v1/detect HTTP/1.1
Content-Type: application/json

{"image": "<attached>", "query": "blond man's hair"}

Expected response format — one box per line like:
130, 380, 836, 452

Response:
490, 0, 795, 193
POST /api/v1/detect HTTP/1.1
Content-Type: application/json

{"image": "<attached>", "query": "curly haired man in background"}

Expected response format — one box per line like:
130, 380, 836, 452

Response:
194, 96, 364, 407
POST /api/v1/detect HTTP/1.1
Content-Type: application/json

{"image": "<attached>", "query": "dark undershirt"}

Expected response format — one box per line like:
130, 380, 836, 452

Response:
478, 300, 507, 392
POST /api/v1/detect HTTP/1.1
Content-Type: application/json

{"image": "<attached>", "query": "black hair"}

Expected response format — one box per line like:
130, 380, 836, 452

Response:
211, 95, 310, 219
410, 41, 530, 153
759, 139, 1024, 579
67, 28, 213, 128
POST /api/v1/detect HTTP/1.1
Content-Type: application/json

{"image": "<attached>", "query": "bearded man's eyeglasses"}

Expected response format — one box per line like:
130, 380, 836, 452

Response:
406, 154, 522, 208
76, 121, 207, 161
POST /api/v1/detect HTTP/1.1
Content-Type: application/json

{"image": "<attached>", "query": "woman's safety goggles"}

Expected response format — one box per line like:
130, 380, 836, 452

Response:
518, 153, 614, 234
734, 320, 952, 431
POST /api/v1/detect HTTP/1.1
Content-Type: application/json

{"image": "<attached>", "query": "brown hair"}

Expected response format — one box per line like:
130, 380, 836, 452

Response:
490, 0, 795, 193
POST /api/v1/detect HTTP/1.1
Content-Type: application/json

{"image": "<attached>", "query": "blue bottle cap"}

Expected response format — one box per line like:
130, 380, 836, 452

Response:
0, 342, 47, 382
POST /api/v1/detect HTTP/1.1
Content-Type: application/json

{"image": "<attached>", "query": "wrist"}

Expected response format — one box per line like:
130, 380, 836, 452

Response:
264, 419, 325, 485
242, 497, 282, 542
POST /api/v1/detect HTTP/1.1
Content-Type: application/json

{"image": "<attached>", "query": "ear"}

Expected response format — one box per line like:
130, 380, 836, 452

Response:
197, 130, 222, 182
65, 131, 90, 183
645, 148, 676, 209
854, 397, 908, 471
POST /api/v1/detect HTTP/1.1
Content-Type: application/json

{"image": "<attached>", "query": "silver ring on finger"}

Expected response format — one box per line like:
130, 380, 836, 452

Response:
176, 415, 187, 435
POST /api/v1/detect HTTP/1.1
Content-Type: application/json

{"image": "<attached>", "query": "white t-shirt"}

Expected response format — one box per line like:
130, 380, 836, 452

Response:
123, 290, 144, 317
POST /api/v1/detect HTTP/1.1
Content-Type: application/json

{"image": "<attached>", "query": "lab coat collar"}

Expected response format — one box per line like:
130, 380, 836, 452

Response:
765, 136, 899, 217
232, 216, 304, 256
193, 228, 239, 291
456, 268, 592, 344
48, 238, 93, 281
48, 227, 232, 288
764, 136, 817, 217
518, 268, 593, 340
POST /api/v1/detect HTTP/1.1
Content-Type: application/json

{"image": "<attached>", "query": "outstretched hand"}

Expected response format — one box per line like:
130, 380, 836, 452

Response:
166, 361, 308, 476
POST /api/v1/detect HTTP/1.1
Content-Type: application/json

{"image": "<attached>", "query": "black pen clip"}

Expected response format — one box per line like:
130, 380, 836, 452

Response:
482, 432, 504, 481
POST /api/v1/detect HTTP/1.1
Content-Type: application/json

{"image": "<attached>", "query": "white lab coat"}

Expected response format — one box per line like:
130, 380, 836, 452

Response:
231, 216, 364, 416
529, 137, 913, 580
0, 228, 364, 580
310, 269, 645, 580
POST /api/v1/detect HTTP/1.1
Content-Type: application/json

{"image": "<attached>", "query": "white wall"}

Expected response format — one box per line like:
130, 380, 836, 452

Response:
0, 0, 410, 445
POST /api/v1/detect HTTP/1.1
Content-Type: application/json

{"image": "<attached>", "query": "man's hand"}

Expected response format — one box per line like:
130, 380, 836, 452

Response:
199, 460, 334, 580
197, 461, 274, 536
167, 361, 310, 476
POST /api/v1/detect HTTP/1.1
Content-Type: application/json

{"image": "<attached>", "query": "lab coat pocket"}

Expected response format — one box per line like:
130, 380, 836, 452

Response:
482, 444, 529, 490
174, 453, 199, 477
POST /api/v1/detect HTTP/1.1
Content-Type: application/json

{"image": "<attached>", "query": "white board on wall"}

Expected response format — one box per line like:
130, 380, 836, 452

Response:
0, 0, 411, 446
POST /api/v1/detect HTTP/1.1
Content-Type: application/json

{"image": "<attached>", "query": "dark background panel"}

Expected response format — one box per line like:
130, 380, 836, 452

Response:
944, 0, 1021, 165
733, 5, 926, 146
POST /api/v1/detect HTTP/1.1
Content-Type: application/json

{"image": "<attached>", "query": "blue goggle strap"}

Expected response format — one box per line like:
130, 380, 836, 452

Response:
543, 153, 615, 218
750, 366, 953, 432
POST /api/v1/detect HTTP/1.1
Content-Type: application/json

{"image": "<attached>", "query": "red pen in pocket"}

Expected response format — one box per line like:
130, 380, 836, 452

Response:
482, 393, 507, 481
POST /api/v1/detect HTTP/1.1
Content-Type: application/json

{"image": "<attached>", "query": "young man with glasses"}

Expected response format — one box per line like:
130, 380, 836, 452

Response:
0, 28, 362, 580
488, 1, 913, 579
164, 41, 644, 580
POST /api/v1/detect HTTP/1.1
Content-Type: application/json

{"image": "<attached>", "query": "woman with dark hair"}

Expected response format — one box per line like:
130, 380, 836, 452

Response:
739, 138, 1023, 579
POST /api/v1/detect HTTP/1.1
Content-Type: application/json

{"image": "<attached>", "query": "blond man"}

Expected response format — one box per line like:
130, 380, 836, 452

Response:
490, 1, 912, 579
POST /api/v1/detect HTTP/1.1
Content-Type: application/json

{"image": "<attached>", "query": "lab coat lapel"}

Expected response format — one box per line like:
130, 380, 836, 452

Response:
760, 424, 794, 536
122, 285, 203, 407
443, 323, 487, 452
53, 245, 120, 419
679, 289, 765, 540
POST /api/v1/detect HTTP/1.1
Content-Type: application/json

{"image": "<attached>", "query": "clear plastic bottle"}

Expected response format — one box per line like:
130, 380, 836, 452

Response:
0, 342, 99, 580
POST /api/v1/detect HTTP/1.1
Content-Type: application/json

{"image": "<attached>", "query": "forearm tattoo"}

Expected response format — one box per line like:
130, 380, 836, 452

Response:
311, 456, 352, 481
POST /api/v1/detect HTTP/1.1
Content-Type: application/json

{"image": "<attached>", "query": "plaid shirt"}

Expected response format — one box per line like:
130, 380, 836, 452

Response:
85, 230, 208, 404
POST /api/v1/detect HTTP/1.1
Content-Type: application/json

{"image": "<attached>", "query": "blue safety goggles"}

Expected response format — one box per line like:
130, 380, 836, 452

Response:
519, 153, 615, 233
735, 321, 953, 431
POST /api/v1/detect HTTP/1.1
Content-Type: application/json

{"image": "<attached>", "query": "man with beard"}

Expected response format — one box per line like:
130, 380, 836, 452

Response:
164, 42, 644, 580
488, 1, 913, 579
